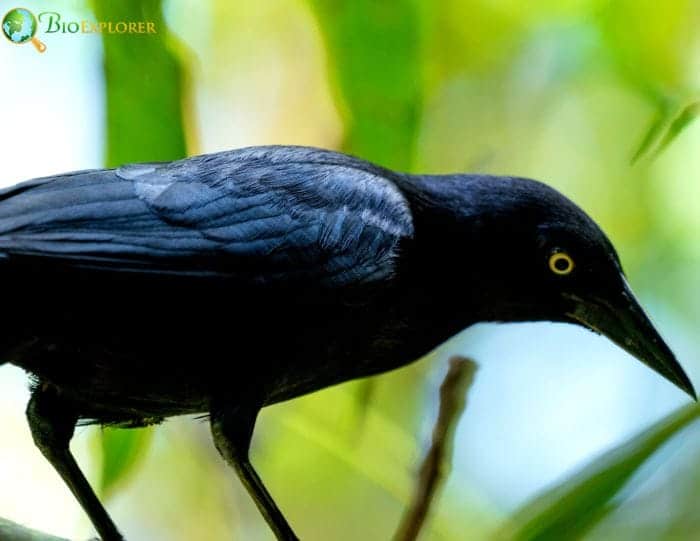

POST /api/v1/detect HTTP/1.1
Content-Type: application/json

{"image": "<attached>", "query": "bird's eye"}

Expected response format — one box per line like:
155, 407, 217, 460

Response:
549, 251, 574, 275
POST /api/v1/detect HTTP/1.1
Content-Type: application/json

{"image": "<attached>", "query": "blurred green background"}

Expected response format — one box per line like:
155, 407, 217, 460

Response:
1, 0, 700, 540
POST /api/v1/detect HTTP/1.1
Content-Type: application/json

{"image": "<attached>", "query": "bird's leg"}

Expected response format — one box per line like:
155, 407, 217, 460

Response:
210, 402, 299, 541
26, 385, 124, 541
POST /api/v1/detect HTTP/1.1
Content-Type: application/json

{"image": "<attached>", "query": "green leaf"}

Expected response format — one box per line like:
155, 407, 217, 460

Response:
307, 0, 424, 171
91, 0, 188, 166
99, 427, 154, 499
496, 403, 700, 541
651, 101, 700, 160
630, 102, 672, 164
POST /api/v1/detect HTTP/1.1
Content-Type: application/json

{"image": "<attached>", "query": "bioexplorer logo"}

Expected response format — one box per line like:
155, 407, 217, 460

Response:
2, 7, 157, 53
2, 8, 46, 52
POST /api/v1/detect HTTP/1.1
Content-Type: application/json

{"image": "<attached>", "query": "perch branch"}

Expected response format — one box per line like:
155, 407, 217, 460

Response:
394, 356, 478, 541
0, 517, 72, 541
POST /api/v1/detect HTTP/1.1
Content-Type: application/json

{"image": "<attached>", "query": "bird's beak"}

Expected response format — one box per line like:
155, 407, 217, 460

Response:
564, 279, 696, 400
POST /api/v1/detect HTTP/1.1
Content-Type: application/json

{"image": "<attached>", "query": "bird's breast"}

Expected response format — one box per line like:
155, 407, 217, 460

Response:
4, 267, 463, 418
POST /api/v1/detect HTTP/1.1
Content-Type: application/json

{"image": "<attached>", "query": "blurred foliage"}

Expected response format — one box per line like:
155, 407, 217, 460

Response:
498, 403, 700, 541
92, 0, 187, 166
649, 100, 700, 161
632, 98, 700, 163
630, 102, 674, 164
307, 0, 424, 170
98, 426, 154, 499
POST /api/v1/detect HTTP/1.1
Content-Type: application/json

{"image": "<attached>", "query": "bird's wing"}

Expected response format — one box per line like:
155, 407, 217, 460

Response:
0, 147, 414, 287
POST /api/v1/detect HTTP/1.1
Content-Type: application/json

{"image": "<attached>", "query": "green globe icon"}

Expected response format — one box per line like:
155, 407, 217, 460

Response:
2, 8, 46, 52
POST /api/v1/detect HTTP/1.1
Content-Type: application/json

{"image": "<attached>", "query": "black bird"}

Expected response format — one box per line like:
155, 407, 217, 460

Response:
0, 145, 693, 541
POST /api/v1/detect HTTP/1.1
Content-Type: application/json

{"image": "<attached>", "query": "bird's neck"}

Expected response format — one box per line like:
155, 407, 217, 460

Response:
391, 172, 496, 325
393, 172, 480, 218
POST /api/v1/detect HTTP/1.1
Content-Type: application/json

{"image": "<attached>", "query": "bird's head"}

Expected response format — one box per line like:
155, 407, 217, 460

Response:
404, 174, 695, 399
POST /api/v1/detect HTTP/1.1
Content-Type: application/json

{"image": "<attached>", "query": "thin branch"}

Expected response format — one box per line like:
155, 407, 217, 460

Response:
0, 517, 71, 541
394, 356, 478, 541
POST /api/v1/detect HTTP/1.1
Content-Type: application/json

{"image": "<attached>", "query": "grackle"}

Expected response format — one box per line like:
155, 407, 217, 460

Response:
0, 145, 694, 541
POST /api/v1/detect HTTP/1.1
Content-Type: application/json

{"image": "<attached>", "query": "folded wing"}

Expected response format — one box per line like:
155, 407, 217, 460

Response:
0, 146, 414, 288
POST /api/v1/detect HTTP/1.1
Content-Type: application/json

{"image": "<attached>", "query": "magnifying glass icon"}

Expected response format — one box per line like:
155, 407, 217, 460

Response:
2, 8, 47, 53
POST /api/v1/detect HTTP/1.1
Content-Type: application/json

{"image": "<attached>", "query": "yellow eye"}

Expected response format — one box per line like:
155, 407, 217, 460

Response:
549, 251, 574, 275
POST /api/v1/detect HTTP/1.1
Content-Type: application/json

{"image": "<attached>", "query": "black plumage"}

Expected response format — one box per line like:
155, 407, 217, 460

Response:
0, 145, 693, 541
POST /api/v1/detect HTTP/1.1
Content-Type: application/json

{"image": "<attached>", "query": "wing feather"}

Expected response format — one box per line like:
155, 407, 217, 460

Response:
0, 146, 413, 287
